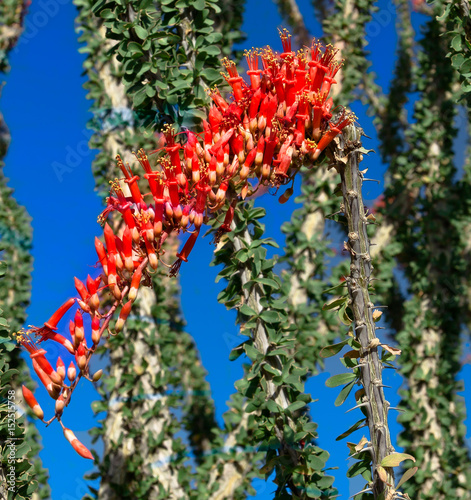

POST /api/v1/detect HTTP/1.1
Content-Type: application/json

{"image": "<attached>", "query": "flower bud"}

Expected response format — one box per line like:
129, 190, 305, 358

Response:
55, 394, 65, 415
115, 301, 132, 333
22, 385, 44, 420
63, 428, 93, 460
92, 369, 103, 382
91, 316, 101, 345
67, 361, 77, 382
128, 268, 142, 303
56, 357, 66, 380
75, 344, 87, 371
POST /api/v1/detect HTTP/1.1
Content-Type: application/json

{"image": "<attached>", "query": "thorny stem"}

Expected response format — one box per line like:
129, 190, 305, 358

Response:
331, 125, 395, 497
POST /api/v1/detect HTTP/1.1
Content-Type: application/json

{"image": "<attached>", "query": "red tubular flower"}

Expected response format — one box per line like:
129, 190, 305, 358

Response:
75, 343, 87, 371
163, 126, 186, 188
215, 147, 225, 178
18, 333, 63, 386
239, 148, 257, 181
170, 231, 200, 276
295, 94, 310, 143
106, 253, 121, 300
208, 105, 223, 131
209, 128, 234, 156
180, 203, 191, 229
208, 87, 229, 113
47, 332, 75, 355
104, 223, 118, 255
31, 359, 57, 398
254, 135, 265, 167
215, 181, 229, 205
143, 231, 158, 270
74, 277, 90, 312
74, 310, 84, 345
202, 119, 213, 158
320, 60, 342, 96
91, 316, 101, 345
249, 88, 264, 130
192, 183, 211, 229
63, 428, 94, 460
245, 49, 262, 90
116, 155, 143, 204
128, 267, 142, 302
74, 277, 89, 303
261, 131, 279, 180
32, 297, 76, 341
95, 237, 108, 274
22, 385, 44, 420
122, 226, 134, 273
222, 58, 244, 102
86, 275, 100, 311
313, 110, 356, 160
115, 300, 132, 333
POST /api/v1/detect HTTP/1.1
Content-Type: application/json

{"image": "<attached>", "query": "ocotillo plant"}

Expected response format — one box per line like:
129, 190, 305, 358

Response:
14, 29, 424, 498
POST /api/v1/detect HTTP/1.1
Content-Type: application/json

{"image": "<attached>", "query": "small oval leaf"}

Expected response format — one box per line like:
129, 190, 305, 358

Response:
326, 372, 356, 388
320, 339, 349, 358
380, 452, 416, 468
396, 466, 418, 489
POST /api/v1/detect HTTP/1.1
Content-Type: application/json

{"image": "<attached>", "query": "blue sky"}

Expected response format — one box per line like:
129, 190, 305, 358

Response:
2, 0, 470, 499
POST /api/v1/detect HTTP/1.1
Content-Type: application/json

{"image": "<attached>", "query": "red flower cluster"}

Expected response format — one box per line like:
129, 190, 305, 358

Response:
100, 29, 354, 276
16, 30, 353, 459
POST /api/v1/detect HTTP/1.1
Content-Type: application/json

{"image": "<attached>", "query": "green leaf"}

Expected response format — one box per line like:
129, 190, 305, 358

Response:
320, 339, 349, 358
199, 45, 221, 56
380, 453, 416, 468
134, 25, 148, 40
336, 418, 366, 441
334, 381, 354, 407
396, 466, 418, 489
229, 341, 248, 361
347, 460, 370, 478
193, 0, 205, 9
460, 58, 471, 75
239, 304, 257, 317
451, 34, 462, 51
251, 277, 280, 290
244, 342, 261, 361
325, 372, 356, 388
323, 282, 347, 294
338, 302, 353, 326
286, 400, 307, 413
323, 296, 347, 310
259, 310, 280, 324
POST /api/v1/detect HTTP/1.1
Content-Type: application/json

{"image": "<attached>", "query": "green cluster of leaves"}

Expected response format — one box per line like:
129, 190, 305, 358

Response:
438, 0, 471, 103
280, 169, 340, 377
322, 0, 382, 109
374, 5, 471, 497
211, 201, 338, 499
75, 0, 244, 130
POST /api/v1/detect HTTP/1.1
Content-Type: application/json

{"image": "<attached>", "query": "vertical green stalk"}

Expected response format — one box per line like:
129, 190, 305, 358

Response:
333, 126, 395, 498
